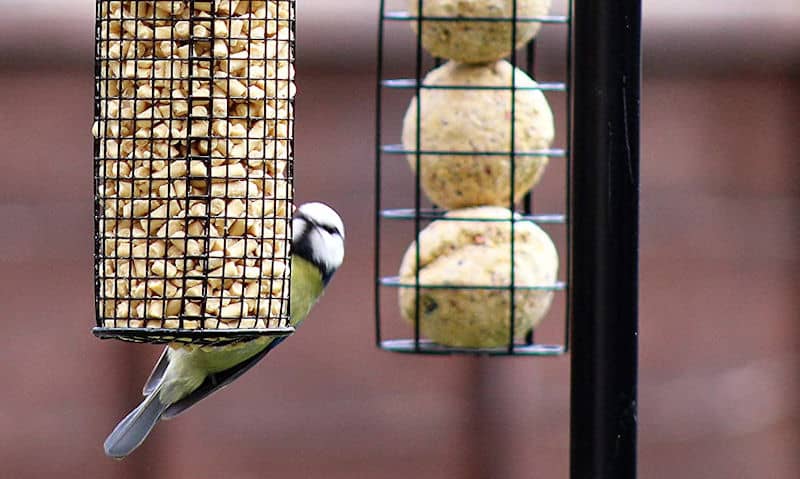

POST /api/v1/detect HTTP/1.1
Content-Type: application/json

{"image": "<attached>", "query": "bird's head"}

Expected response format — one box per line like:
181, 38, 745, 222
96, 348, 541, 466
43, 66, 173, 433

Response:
291, 202, 345, 285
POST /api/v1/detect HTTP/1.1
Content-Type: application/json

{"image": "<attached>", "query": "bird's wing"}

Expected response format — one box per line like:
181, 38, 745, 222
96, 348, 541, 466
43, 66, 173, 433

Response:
161, 336, 287, 419
142, 348, 170, 395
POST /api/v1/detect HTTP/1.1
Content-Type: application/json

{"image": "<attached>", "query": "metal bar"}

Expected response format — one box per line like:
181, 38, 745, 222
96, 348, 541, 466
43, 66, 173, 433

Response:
563, 0, 574, 353
412, 0, 424, 352
523, 15, 536, 348
569, 0, 640, 478
382, 11, 570, 24
374, 0, 386, 347
381, 144, 567, 157
380, 79, 566, 91
380, 209, 566, 223
508, 0, 518, 354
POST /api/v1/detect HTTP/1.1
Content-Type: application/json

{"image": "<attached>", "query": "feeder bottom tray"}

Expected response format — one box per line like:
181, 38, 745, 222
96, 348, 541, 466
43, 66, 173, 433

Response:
380, 339, 565, 356
93, 326, 296, 346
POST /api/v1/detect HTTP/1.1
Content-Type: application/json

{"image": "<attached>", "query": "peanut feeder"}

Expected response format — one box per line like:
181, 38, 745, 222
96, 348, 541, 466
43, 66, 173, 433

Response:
93, 0, 296, 344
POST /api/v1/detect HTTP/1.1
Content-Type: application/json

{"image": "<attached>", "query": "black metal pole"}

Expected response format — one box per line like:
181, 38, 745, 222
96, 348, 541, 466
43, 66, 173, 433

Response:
569, 0, 640, 478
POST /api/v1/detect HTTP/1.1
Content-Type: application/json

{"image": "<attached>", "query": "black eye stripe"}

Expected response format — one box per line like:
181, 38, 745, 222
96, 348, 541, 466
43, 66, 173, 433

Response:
304, 218, 339, 237
322, 224, 339, 235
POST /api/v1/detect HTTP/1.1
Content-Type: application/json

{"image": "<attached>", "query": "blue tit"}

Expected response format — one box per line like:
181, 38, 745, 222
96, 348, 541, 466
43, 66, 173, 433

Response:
104, 202, 345, 459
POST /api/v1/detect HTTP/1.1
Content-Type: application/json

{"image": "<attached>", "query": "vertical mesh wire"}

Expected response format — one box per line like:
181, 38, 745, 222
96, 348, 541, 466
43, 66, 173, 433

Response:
93, 0, 296, 345
375, 0, 571, 355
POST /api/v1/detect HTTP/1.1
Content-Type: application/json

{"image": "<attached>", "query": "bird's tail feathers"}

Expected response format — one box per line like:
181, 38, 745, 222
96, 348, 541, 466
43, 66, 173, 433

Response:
104, 386, 169, 459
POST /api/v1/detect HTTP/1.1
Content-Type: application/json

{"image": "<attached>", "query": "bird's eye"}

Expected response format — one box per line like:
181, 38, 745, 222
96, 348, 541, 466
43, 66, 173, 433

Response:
321, 224, 340, 236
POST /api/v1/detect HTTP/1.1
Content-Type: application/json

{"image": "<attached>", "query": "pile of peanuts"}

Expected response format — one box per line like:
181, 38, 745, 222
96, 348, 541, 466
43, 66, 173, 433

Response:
93, 0, 295, 331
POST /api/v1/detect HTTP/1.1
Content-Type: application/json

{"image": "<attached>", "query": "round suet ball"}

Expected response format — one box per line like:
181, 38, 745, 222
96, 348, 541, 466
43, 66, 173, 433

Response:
402, 60, 555, 209
408, 0, 553, 63
398, 207, 559, 348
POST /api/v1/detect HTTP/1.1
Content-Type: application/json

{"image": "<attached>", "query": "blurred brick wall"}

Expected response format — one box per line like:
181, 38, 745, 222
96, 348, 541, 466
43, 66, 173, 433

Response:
0, 43, 798, 479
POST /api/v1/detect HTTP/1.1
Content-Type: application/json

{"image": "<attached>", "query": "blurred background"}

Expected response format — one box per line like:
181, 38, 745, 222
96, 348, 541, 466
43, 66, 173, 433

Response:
0, 0, 798, 478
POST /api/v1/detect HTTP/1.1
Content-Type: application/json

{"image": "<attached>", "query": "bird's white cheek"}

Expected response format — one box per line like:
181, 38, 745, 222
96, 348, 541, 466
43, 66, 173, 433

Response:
332, 241, 345, 266
291, 220, 308, 244
321, 233, 344, 264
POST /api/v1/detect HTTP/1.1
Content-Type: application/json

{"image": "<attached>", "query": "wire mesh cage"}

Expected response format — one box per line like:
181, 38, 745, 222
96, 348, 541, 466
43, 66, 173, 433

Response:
93, 0, 297, 345
375, 0, 571, 355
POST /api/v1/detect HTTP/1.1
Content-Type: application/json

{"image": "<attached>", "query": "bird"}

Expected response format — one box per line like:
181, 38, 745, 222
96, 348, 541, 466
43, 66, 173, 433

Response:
103, 202, 345, 459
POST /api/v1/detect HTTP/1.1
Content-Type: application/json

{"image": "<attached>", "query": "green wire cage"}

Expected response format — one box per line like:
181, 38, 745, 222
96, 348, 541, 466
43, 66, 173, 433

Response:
374, 0, 571, 356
